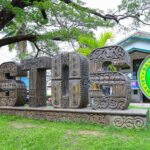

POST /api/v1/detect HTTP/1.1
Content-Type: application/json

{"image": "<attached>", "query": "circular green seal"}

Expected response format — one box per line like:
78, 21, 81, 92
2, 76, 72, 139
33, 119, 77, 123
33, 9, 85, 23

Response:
138, 55, 150, 99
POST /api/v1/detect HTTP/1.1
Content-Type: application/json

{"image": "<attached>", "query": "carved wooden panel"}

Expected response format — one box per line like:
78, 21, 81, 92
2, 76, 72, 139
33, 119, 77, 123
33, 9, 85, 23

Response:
21, 57, 51, 107
52, 52, 89, 108
89, 46, 131, 110
0, 62, 27, 106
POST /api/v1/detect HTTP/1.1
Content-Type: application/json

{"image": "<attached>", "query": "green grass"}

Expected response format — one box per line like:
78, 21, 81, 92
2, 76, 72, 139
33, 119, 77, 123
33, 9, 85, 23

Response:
129, 106, 150, 118
0, 112, 150, 150
129, 106, 150, 110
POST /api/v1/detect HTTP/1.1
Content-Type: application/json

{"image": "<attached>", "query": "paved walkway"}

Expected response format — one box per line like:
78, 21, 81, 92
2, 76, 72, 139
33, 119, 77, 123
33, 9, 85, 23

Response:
130, 103, 150, 108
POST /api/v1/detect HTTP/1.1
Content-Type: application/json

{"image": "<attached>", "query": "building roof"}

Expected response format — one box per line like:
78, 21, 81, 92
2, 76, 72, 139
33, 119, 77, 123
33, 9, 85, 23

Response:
117, 31, 150, 53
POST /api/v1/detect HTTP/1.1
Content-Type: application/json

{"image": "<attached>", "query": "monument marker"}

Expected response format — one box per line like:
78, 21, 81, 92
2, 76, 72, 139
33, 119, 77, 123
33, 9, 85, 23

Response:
0, 47, 148, 128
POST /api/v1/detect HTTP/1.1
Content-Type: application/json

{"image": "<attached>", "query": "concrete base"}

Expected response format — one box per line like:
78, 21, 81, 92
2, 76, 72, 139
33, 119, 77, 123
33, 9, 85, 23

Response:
0, 106, 149, 128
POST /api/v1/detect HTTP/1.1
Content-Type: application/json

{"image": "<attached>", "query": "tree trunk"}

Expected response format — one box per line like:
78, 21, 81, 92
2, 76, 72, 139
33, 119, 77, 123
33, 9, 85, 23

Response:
0, 0, 34, 31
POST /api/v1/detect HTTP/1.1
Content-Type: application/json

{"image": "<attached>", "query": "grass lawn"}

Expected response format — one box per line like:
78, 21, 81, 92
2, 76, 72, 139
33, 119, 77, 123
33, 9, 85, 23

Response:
0, 107, 150, 150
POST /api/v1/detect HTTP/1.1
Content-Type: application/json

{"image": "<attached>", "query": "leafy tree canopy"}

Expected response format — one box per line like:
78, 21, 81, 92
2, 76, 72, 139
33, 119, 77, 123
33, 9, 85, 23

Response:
0, 0, 149, 58
76, 31, 114, 58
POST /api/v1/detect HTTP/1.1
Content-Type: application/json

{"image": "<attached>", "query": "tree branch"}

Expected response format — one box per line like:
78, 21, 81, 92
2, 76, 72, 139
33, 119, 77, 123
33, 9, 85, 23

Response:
0, 0, 31, 30
0, 0, 149, 33
118, 15, 150, 25
0, 34, 36, 47
0, 0, 47, 30
0, 34, 62, 47
60, 0, 150, 25
34, 42, 41, 57
33, 42, 54, 57
60, 0, 119, 23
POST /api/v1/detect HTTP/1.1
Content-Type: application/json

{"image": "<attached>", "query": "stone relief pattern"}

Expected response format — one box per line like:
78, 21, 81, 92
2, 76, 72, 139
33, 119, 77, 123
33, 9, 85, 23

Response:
0, 62, 27, 106
0, 109, 147, 128
0, 109, 106, 124
69, 53, 80, 78
69, 53, 89, 108
22, 57, 52, 70
0, 62, 27, 78
52, 52, 89, 108
89, 46, 130, 74
112, 116, 145, 128
52, 54, 69, 108
89, 46, 131, 110
51, 55, 61, 80
61, 53, 69, 108
90, 46, 126, 62
51, 80, 61, 107
21, 57, 51, 107
90, 97, 129, 110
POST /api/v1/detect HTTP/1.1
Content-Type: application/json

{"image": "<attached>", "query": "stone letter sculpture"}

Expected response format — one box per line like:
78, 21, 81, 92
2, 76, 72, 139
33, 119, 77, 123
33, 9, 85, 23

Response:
0, 62, 27, 106
89, 46, 131, 110
52, 52, 89, 108
21, 57, 51, 107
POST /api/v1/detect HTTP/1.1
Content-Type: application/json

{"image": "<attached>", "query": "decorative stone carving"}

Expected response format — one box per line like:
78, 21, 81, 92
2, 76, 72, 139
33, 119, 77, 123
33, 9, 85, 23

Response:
0, 62, 27, 106
0, 106, 148, 128
21, 57, 51, 107
112, 116, 145, 128
52, 52, 89, 108
89, 46, 130, 70
89, 46, 131, 110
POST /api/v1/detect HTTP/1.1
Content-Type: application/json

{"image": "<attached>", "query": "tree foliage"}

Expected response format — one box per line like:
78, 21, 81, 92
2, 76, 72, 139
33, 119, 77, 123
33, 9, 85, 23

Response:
0, 0, 149, 58
118, 0, 150, 27
76, 32, 114, 58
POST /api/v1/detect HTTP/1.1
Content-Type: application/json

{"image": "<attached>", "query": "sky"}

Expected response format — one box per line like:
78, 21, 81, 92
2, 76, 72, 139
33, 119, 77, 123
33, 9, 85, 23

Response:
0, 0, 149, 64
82, 0, 121, 11
0, 34, 17, 64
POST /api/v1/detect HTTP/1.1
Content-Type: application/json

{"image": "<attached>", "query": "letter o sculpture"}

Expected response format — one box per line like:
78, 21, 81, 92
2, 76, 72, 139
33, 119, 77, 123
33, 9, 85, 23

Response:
52, 52, 89, 108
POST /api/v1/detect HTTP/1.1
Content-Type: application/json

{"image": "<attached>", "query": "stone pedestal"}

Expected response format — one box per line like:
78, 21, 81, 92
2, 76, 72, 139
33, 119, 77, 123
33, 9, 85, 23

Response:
0, 106, 148, 128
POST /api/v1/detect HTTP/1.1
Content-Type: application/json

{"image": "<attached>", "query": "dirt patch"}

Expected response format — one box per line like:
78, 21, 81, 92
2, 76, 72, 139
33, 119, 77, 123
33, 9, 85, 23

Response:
66, 129, 71, 135
79, 130, 102, 136
113, 134, 134, 139
66, 129, 105, 137
11, 122, 47, 129
78, 131, 134, 139
66, 129, 133, 139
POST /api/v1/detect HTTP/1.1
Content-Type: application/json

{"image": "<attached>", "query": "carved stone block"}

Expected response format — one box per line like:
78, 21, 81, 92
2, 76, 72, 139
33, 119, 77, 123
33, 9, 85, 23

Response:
110, 116, 147, 128
90, 46, 130, 74
0, 106, 148, 128
52, 52, 89, 108
0, 62, 27, 106
21, 57, 51, 107
89, 46, 131, 110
